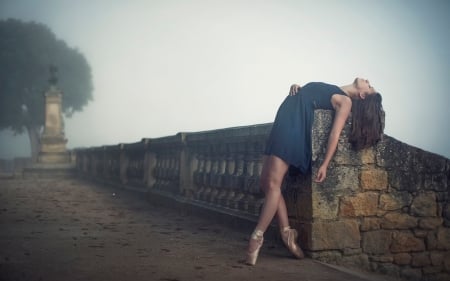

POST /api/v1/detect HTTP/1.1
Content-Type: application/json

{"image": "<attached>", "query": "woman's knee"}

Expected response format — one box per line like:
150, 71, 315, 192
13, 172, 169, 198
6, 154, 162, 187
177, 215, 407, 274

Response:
259, 156, 288, 192
260, 176, 282, 194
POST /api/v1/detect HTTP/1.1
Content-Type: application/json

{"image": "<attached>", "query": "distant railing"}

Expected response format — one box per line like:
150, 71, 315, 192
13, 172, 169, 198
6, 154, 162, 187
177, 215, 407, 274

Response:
76, 124, 273, 218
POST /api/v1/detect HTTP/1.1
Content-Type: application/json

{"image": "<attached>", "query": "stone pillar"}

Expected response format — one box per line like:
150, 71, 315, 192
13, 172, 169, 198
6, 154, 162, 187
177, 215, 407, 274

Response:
23, 66, 74, 178
37, 84, 70, 164
37, 67, 70, 164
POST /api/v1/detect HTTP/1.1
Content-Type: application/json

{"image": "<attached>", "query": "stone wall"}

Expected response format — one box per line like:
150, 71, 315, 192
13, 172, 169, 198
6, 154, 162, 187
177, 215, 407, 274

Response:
304, 111, 450, 281
75, 110, 449, 281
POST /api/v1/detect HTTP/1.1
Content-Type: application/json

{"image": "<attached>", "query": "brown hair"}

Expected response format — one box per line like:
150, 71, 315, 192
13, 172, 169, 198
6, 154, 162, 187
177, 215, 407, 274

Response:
349, 93, 384, 150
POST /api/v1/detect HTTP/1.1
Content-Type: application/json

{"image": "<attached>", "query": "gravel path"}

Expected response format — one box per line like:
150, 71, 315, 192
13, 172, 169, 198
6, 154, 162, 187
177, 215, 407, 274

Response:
0, 178, 398, 281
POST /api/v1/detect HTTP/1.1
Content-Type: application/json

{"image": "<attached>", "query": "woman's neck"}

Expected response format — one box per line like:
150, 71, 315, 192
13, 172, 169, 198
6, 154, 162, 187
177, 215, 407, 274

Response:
340, 84, 358, 99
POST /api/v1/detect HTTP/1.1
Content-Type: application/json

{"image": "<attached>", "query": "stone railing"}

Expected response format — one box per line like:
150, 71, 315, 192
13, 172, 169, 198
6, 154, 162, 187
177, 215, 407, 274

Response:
75, 110, 449, 281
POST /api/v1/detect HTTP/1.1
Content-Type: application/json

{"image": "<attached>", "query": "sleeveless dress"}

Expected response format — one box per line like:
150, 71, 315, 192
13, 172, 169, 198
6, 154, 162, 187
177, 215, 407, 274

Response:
264, 82, 347, 174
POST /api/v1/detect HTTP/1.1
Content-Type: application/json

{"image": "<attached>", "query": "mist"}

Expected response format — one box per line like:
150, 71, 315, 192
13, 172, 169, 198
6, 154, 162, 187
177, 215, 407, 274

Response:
0, 0, 449, 159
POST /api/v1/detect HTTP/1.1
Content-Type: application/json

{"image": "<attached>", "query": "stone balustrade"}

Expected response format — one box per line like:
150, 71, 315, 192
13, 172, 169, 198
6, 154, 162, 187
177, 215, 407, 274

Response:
75, 110, 449, 281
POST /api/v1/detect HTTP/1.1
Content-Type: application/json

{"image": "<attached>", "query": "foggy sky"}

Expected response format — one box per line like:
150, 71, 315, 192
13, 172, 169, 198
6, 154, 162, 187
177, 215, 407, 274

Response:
0, 0, 449, 159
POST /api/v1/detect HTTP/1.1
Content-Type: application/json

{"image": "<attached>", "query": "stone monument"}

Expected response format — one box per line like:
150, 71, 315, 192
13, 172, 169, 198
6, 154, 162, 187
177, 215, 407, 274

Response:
37, 65, 70, 164
23, 66, 74, 178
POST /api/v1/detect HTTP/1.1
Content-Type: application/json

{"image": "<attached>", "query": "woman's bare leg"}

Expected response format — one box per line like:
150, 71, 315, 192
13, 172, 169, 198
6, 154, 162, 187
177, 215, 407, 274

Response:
276, 196, 290, 230
248, 155, 289, 253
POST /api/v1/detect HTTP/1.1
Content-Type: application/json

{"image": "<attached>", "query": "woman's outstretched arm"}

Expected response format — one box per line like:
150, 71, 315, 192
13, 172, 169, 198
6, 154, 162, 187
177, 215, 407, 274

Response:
315, 95, 352, 182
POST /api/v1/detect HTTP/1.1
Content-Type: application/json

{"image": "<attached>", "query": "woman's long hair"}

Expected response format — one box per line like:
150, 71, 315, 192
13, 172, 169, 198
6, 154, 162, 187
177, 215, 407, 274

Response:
349, 93, 384, 150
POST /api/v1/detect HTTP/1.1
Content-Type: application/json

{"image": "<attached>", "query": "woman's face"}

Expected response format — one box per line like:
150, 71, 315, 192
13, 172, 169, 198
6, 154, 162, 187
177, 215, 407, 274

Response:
354, 78, 376, 98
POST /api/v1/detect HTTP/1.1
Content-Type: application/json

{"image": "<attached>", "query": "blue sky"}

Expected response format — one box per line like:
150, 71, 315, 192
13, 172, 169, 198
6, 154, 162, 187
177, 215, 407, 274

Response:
0, 0, 449, 159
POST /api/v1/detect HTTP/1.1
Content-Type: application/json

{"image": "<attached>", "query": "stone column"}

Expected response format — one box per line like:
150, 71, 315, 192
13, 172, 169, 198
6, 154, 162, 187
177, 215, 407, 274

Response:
23, 66, 74, 178
37, 67, 70, 164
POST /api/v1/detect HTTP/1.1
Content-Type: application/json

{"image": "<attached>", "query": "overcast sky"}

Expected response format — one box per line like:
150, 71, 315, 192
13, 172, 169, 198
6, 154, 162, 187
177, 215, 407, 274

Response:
0, 0, 449, 159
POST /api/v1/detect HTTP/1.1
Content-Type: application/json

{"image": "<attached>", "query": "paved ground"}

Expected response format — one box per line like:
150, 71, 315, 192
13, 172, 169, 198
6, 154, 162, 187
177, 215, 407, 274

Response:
0, 177, 401, 281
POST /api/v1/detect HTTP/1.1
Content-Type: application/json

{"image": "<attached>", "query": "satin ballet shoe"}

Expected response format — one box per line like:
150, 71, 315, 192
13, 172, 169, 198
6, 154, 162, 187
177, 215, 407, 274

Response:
280, 226, 304, 259
246, 230, 264, 265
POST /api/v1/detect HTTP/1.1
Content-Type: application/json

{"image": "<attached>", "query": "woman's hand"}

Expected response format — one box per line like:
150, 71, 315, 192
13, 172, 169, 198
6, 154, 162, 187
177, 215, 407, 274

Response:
314, 164, 327, 183
289, 84, 301, 96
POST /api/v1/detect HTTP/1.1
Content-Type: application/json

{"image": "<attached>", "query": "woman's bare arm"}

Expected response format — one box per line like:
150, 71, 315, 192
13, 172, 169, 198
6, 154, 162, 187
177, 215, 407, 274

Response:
315, 95, 352, 182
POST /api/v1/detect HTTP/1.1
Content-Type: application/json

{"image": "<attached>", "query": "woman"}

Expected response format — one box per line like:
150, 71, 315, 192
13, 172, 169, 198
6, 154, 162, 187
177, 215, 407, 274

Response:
246, 78, 384, 265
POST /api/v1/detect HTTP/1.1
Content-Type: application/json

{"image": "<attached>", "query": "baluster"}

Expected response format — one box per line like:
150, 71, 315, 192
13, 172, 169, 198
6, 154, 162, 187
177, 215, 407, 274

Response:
163, 155, 171, 190
248, 153, 264, 215
171, 154, 181, 194
153, 154, 162, 189
137, 157, 144, 180
113, 152, 120, 180
221, 148, 237, 207
215, 153, 229, 205
206, 155, 220, 203
193, 153, 205, 200
199, 153, 211, 202
239, 151, 255, 212
230, 153, 245, 209
126, 152, 133, 179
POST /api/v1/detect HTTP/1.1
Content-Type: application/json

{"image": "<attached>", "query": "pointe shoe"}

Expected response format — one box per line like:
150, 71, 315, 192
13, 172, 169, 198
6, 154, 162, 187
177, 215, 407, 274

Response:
280, 227, 304, 259
246, 230, 264, 265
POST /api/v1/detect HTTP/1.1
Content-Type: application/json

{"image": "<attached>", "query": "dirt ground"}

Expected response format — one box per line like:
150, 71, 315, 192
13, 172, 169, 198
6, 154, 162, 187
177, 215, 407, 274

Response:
0, 177, 400, 281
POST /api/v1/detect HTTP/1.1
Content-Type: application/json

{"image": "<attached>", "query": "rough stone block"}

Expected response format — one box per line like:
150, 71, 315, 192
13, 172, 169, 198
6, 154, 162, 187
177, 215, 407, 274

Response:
341, 254, 370, 270
423, 173, 448, 192
388, 170, 422, 192
362, 230, 392, 255
342, 248, 362, 256
414, 229, 428, 238
411, 252, 431, 267
444, 252, 450, 271
443, 204, 450, 221
423, 266, 444, 275
310, 250, 342, 263
411, 192, 438, 217
430, 251, 444, 266
333, 144, 361, 166
401, 267, 422, 281
426, 231, 438, 250
380, 194, 401, 211
381, 212, 418, 229
360, 169, 388, 190
311, 192, 339, 220
379, 191, 412, 211
361, 217, 381, 231
295, 191, 312, 220
413, 150, 447, 173
361, 148, 375, 164
371, 255, 394, 263
376, 262, 401, 278
436, 227, 450, 250
419, 217, 444, 230
431, 273, 450, 281
376, 135, 413, 170
391, 232, 426, 253
339, 192, 379, 217
316, 166, 359, 192
310, 220, 360, 251
393, 253, 412, 265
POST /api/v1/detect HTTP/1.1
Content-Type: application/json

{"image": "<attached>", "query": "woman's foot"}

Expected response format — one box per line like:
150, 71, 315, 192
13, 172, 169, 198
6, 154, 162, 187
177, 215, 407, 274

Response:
246, 230, 264, 265
280, 226, 304, 259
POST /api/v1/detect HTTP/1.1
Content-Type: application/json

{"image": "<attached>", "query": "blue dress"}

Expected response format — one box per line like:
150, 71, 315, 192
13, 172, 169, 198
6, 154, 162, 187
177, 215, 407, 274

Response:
264, 82, 347, 174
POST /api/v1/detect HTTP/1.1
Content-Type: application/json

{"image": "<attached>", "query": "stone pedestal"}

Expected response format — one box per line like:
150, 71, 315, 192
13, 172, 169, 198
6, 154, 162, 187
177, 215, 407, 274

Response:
37, 84, 71, 164
24, 69, 74, 178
